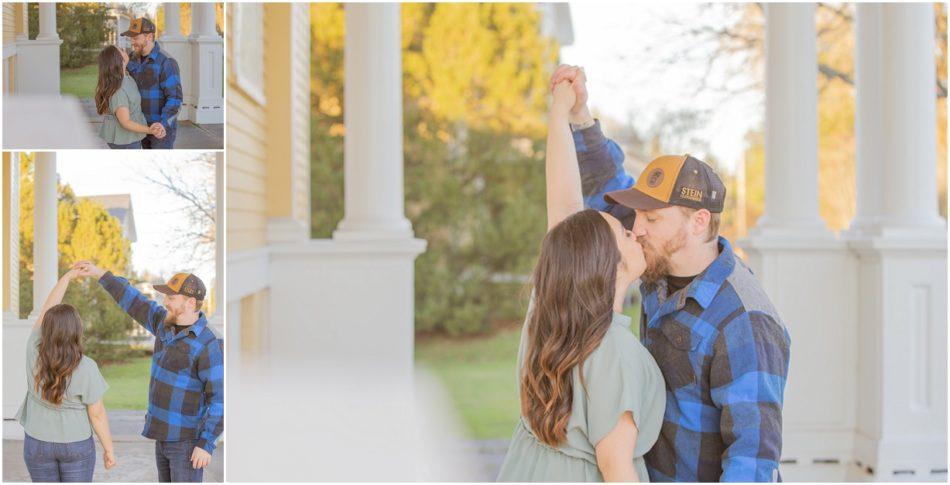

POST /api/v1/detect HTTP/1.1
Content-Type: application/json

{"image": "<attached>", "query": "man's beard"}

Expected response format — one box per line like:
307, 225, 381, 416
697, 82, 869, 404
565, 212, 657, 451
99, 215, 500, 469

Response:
164, 308, 180, 325
639, 228, 687, 285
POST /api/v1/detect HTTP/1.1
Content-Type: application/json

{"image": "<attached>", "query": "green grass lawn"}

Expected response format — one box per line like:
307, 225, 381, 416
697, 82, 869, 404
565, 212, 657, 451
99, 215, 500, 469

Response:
415, 303, 642, 440
60, 64, 98, 99
100, 356, 150, 410
416, 326, 522, 440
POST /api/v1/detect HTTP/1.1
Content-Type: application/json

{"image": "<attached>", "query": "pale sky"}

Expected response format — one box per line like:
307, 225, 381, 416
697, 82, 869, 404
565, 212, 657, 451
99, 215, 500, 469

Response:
562, 2, 763, 172
55, 151, 216, 289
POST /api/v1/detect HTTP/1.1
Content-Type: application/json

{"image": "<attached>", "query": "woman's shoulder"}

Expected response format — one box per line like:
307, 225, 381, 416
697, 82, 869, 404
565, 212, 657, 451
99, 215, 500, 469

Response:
77, 355, 101, 373
121, 75, 139, 91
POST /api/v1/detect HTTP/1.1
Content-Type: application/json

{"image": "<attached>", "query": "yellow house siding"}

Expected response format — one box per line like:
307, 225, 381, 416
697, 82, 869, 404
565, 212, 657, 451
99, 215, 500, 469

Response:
263, 3, 310, 229
240, 289, 269, 353
2, 153, 19, 315
290, 3, 311, 228
226, 4, 268, 253
3, 3, 16, 46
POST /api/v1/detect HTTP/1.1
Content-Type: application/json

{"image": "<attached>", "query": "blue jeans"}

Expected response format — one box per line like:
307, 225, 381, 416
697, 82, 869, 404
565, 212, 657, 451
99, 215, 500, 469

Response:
23, 433, 95, 482
155, 439, 203, 482
141, 126, 177, 149
108, 140, 143, 149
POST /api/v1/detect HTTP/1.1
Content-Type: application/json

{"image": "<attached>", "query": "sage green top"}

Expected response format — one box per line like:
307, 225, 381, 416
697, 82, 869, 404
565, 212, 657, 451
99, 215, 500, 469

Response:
497, 310, 666, 482
99, 74, 147, 145
16, 328, 109, 443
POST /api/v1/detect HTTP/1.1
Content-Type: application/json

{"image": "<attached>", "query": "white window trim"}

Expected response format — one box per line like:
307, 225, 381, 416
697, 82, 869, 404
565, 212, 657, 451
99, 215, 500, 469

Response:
230, 3, 266, 106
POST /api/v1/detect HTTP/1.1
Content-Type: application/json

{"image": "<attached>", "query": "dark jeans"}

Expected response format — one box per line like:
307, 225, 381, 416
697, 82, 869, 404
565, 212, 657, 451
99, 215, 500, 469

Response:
155, 439, 203, 482
108, 140, 143, 149
23, 433, 95, 482
142, 126, 177, 149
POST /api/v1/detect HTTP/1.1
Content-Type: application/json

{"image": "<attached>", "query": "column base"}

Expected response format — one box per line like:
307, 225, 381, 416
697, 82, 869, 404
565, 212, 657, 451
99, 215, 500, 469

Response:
160, 38, 192, 122
3, 318, 32, 419
739, 231, 859, 481
848, 231, 947, 483
267, 238, 426, 377
14, 39, 63, 96
333, 218, 415, 241
188, 36, 223, 124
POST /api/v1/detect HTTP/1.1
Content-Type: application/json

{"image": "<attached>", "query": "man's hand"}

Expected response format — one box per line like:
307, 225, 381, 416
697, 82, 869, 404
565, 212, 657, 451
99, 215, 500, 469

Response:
149, 122, 166, 139
72, 260, 106, 279
191, 446, 211, 470
550, 64, 592, 125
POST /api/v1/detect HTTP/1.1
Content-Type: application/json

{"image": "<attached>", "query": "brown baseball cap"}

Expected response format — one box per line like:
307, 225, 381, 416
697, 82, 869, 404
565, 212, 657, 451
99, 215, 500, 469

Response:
605, 155, 726, 213
121, 17, 156, 37
154, 273, 207, 301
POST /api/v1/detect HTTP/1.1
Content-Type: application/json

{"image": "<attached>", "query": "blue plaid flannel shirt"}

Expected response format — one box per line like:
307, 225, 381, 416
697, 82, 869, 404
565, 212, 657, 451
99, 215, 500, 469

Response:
126, 41, 183, 130
574, 120, 791, 482
99, 272, 224, 453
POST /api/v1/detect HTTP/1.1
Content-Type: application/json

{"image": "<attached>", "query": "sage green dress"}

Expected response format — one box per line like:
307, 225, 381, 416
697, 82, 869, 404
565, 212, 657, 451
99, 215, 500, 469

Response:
99, 74, 147, 145
497, 310, 666, 482
15, 328, 109, 443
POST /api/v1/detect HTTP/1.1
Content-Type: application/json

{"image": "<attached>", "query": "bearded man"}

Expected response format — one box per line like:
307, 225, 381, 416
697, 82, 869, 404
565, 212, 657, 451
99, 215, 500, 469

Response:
75, 261, 223, 482
552, 64, 792, 482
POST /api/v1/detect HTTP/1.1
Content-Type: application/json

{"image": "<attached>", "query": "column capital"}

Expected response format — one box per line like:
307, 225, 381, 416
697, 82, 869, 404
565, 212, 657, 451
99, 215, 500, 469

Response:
36, 3, 59, 41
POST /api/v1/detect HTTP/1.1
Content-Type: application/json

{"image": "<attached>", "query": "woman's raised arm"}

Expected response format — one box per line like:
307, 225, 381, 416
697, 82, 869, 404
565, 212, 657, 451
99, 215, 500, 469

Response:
545, 81, 585, 231
32, 267, 80, 331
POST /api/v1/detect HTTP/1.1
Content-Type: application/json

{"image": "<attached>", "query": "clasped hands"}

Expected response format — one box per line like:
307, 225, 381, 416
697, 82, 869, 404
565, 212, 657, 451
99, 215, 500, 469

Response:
148, 122, 167, 139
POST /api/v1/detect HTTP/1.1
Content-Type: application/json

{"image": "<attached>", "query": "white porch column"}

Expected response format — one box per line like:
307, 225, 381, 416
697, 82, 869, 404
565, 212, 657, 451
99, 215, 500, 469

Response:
3, 153, 20, 321
2, 153, 27, 420
849, 4, 948, 481
164, 3, 184, 40
30, 153, 58, 319
187, 2, 223, 124
37, 3, 59, 41
267, 3, 424, 381
208, 152, 224, 338
116, 15, 130, 50
740, 5, 857, 480
752, 3, 826, 236
849, 4, 885, 236
333, 3, 413, 240
878, 3, 944, 234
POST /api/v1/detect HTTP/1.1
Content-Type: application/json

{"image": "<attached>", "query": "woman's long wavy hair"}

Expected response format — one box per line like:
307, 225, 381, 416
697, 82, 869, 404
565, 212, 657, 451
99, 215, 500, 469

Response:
34, 304, 85, 405
95, 45, 125, 115
521, 209, 622, 447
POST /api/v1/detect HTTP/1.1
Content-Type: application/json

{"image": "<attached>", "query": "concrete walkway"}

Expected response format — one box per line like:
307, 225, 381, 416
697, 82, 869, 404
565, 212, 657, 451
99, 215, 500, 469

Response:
80, 99, 223, 150
3, 410, 223, 482
467, 439, 509, 481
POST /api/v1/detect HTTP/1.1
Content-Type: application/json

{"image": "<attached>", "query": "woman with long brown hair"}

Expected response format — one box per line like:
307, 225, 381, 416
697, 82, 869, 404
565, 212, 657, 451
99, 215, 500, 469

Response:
16, 265, 116, 482
95, 45, 162, 149
496, 78, 665, 482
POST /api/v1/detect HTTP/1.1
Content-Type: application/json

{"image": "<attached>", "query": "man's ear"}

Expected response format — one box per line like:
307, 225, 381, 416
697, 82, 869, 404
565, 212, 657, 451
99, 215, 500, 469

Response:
693, 209, 711, 237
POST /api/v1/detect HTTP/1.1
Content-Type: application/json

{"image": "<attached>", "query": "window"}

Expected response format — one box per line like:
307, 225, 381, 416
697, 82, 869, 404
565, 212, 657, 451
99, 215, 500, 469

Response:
230, 3, 265, 105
